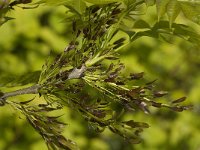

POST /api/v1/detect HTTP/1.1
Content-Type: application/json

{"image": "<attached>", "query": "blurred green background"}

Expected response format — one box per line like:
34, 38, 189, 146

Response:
0, 4, 200, 150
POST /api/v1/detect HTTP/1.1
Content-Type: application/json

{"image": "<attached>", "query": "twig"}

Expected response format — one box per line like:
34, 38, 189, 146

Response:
0, 84, 40, 105
0, 64, 87, 105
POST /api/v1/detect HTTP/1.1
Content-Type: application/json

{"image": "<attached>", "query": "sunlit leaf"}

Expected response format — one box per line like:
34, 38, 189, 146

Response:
0, 2, 194, 149
179, 1, 200, 25
39, 0, 73, 5
133, 20, 150, 29
145, 0, 155, 6
0, 16, 13, 26
19, 98, 35, 105
57, 135, 79, 150
156, 0, 171, 21
123, 0, 136, 6
84, 0, 121, 4
113, 37, 126, 44
167, 0, 181, 27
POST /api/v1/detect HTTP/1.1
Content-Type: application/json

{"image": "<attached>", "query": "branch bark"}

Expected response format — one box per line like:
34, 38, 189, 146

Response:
0, 64, 87, 106
0, 84, 40, 105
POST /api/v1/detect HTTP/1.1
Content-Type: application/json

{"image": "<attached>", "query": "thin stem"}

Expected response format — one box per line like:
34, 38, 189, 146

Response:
0, 84, 41, 103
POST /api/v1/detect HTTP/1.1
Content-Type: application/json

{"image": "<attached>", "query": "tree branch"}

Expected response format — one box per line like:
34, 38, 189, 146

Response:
0, 84, 40, 105
0, 64, 87, 106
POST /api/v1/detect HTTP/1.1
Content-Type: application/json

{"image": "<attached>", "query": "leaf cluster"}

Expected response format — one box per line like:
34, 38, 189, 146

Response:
145, 0, 200, 26
29, 2, 192, 149
7, 99, 79, 150
0, 1, 197, 150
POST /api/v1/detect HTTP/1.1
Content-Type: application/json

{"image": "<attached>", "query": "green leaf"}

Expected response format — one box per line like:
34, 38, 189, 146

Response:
173, 23, 200, 44
145, 0, 200, 26
65, 0, 86, 15
127, 20, 200, 45
0, 71, 41, 87
179, 1, 200, 25
0, 16, 14, 26
145, 0, 155, 6
84, 0, 122, 4
29, 109, 79, 150
156, 0, 171, 21
167, 0, 181, 28
40, 0, 72, 5
123, 0, 136, 5
133, 20, 150, 29
40, 0, 86, 15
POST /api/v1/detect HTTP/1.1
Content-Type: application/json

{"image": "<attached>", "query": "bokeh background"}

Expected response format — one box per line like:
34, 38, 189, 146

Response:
0, 4, 200, 150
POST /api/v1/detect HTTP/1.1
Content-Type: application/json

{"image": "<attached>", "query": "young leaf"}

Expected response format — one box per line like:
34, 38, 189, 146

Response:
65, 0, 86, 15
84, 0, 122, 4
156, 0, 171, 21
179, 1, 200, 25
0, 16, 13, 26
167, 0, 181, 27
133, 20, 150, 29
145, 0, 155, 6
39, 0, 73, 5
0, 71, 41, 87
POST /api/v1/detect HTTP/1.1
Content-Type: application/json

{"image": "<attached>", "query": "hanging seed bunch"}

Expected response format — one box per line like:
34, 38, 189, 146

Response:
30, 3, 192, 148
0, 2, 192, 150
8, 99, 80, 150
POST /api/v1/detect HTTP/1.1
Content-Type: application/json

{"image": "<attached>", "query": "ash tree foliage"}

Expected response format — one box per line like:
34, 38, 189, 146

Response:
0, 0, 199, 149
